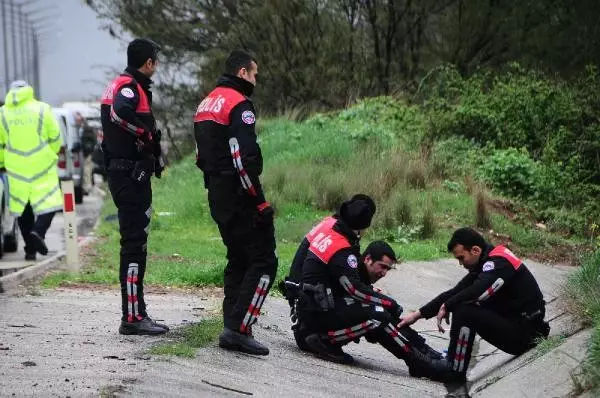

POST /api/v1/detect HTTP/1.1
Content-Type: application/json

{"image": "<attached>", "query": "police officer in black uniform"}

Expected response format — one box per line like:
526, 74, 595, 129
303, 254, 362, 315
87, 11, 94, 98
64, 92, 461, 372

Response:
399, 227, 551, 383
294, 194, 430, 373
100, 38, 167, 335
285, 216, 441, 364
194, 50, 278, 355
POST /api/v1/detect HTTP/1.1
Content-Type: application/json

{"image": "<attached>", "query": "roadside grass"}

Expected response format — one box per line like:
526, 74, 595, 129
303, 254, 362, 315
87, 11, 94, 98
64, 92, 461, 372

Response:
533, 334, 567, 358
565, 250, 600, 394
148, 317, 222, 357
42, 98, 582, 289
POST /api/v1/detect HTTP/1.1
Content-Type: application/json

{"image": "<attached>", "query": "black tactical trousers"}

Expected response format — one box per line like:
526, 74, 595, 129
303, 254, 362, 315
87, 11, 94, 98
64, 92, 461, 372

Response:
305, 302, 421, 364
108, 171, 152, 322
207, 175, 278, 333
19, 203, 56, 255
447, 304, 550, 375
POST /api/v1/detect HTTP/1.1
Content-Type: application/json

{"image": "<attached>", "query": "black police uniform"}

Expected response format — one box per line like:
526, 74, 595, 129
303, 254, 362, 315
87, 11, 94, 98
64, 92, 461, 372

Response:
193, 74, 278, 336
415, 244, 550, 382
298, 217, 422, 370
100, 61, 165, 334
286, 219, 437, 359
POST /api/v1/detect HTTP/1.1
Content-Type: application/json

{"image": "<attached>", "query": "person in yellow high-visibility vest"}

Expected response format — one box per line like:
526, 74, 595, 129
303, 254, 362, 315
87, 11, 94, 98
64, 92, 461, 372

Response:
0, 81, 63, 261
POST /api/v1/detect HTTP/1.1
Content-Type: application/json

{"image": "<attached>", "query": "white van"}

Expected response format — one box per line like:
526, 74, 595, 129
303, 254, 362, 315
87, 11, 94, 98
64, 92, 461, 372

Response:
52, 108, 85, 204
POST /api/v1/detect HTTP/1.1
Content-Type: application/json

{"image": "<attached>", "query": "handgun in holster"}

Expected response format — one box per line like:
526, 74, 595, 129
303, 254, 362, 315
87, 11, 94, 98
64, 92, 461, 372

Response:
284, 280, 335, 312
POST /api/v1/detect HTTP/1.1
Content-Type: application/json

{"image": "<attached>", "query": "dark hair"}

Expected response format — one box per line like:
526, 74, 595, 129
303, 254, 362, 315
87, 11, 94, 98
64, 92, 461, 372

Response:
127, 38, 161, 68
363, 240, 397, 263
447, 227, 487, 252
224, 50, 256, 75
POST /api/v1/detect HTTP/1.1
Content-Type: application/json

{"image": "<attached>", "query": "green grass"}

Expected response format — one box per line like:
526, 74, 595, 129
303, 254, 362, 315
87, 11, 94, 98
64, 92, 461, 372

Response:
533, 334, 567, 358
42, 98, 582, 289
148, 317, 222, 357
566, 250, 600, 394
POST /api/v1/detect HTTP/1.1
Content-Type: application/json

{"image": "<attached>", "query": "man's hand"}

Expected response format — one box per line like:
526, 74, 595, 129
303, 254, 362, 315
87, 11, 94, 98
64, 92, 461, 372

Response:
436, 304, 449, 333
397, 310, 421, 329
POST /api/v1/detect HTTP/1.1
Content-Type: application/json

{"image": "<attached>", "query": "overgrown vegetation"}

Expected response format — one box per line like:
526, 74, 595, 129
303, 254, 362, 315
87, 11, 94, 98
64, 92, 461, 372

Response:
566, 251, 600, 394
148, 317, 222, 358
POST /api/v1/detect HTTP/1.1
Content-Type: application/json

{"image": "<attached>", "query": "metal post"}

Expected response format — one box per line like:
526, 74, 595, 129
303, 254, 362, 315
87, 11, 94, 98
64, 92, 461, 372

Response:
24, 16, 31, 84
19, 5, 26, 80
32, 31, 39, 97
10, 0, 18, 83
1, 0, 10, 95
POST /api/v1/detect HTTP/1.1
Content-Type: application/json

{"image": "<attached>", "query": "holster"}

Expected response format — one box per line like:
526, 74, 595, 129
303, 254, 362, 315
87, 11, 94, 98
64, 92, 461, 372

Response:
131, 158, 154, 183
285, 280, 335, 312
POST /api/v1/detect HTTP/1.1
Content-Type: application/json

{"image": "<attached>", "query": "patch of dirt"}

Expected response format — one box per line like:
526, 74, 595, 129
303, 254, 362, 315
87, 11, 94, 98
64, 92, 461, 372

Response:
52, 283, 224, 298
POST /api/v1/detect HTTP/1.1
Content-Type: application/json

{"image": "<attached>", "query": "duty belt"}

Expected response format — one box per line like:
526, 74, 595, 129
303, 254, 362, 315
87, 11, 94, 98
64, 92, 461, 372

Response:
107, 158, 137, 171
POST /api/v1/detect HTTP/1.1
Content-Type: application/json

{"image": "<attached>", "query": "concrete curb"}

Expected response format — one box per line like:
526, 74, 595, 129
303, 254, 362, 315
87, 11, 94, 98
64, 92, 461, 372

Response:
0, 251, 66, 293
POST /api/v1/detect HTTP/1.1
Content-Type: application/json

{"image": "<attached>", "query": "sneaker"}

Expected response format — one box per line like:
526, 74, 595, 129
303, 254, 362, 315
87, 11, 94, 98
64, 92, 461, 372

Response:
142, 316, 170, 332
219, 327, 269, 356
30, 231, 48, 255
119, 318, 168, 336
304, 333, 354, 364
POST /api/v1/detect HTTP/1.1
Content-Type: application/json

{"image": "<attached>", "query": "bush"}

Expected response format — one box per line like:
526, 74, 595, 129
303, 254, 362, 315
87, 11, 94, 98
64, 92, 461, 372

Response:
478, 148, 540, 198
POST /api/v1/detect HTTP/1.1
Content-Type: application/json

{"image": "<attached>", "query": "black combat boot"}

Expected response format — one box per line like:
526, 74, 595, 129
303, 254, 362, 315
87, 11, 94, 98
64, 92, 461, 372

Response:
142, 315, 170, 332
304, 333, 354, 364
119, 317, 168, 335
219, 327, 269, 355
408, 353, 467, 384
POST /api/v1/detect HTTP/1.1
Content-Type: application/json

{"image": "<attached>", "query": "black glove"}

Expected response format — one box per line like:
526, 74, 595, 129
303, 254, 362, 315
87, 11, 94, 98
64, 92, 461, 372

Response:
154, 155, 165, 178
392, 302, 404, 320
253, 203, 274, 228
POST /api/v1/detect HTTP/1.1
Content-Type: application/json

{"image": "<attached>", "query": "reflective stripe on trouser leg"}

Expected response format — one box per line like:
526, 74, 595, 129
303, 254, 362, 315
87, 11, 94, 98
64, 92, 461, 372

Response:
127, 263, 141, 322
453, 326, 471, 372
383, 323, 411, 353
240, 275, 270, 333
327, 319, 381, 343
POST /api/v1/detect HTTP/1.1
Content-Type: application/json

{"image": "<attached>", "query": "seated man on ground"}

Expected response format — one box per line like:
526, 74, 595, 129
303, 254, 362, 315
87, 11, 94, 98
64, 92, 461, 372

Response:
282, 194, 441, 368
399, 227, 551, 384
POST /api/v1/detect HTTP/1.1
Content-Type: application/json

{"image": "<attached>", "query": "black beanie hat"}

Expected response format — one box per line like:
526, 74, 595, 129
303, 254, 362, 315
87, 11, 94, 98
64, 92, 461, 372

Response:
339, 194, 376, 230
127, 38, 161, 68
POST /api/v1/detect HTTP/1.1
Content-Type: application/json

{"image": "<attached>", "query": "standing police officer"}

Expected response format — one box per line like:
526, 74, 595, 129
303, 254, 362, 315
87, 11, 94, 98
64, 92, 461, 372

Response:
100, 38, 167, 335
194, 50, 278, 355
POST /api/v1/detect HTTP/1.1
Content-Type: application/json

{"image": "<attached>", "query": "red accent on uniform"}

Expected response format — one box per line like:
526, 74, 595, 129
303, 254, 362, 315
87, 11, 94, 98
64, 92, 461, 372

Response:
101, 75, 151, 113
403, 345, 410, 353
381, 299, 392, 307
64, 193, 74, 212
128, 314, 134, 322
127, 295, 138, 303
257, 202, 270, 212
489, 245, 522, 270
193, 87, 246, 124
306, 217, 351, 264
344, 328, 356, 339
455, 353, 465, 360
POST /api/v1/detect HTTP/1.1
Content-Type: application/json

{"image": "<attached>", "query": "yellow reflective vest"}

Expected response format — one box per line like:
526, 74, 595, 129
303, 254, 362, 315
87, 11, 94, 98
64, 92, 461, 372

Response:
0, 86, 63, 216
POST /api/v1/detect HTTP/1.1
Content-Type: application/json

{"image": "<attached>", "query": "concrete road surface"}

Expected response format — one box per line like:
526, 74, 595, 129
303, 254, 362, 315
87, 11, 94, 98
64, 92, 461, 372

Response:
0, 256, 582, 398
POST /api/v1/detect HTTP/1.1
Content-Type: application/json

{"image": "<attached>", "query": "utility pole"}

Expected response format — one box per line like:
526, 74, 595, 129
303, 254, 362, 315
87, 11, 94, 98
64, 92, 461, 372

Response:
32, 30, 39, 97
19, 3, 27, 80
10, 0, 18, 83
1, 0, 9, 95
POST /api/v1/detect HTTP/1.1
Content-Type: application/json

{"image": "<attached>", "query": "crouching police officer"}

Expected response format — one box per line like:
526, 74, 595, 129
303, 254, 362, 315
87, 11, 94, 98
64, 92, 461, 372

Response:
289, 194, 434, 373
399, 227, 550, 383
100, 38, 167, 335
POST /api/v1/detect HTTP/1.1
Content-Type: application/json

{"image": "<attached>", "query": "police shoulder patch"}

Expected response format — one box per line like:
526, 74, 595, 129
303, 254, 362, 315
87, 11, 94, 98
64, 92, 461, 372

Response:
347, 254, 358, 269
121, 87, 135, 98
241, 110, 255, 124
482, 261, 495, 272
